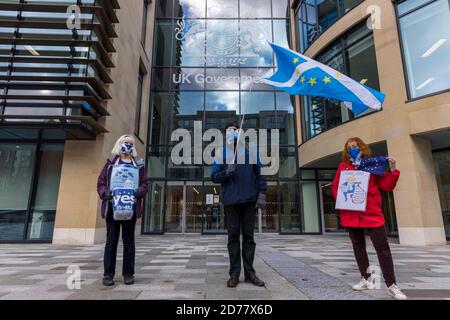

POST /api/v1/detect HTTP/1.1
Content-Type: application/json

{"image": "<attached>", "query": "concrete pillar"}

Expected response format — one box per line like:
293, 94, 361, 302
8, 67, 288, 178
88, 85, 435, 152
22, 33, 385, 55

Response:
388, 135, 446, 245
52, 140, 107, 245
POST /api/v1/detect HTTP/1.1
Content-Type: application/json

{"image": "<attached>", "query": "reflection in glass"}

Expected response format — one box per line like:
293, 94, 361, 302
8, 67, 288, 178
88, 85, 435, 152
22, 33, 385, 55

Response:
0, 144, 35, 241
301, 181, 320, 232
202, 182, 225, 233
164, 182, 184, 232
433, 150, 450, 237
144, 181, 165, 233
174, 0, 206, 18
240, 0, 271, 18
27, 144, 64, 241
153, 20, 174, 66
239, 20, 273, 67
207, 0, 238, 18
397, 0, 450, 98
175, 19, 206, 67
279, 182, 301, 232
206, 20, 239, 67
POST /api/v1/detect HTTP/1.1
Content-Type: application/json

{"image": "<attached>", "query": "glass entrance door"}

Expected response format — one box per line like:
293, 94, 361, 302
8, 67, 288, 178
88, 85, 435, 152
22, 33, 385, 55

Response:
320, 181, 344, 232
202, 182, 225, 233
164, 181, 204, 233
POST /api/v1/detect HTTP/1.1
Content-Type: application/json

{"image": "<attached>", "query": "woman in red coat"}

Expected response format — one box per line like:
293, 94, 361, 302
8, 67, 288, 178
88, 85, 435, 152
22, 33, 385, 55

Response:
332, 137, 407, 300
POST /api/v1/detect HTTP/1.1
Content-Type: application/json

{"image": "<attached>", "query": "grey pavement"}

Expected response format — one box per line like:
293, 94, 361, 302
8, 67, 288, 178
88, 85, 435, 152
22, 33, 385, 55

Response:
0, 234, 449, 300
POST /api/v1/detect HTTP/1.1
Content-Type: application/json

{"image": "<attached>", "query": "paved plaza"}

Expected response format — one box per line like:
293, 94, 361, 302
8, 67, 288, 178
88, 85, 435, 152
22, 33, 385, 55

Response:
0, 234, 449, 300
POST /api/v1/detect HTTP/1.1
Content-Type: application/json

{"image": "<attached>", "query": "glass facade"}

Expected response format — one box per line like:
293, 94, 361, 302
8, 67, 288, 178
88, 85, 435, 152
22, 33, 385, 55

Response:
0, 135, 64, 241
396, 0, 450, 99
295, 0, 363, 52
300, 22, 380, 140
143, 0, 319, 234
434, 149, 450, 238
0, 0, 119, 138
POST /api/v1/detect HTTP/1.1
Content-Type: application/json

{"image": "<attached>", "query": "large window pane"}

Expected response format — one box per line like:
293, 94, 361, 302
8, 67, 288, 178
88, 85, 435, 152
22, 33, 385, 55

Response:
207, 0, 238, 18
205, 91, 239, 130
434, 150, 450, 237
276, 92, 296, 145
153, 20, 174, 66
144, 181, 165, 233
150, 92, 173, 145
0, 143, 36, 241
397, 0, 450, 98
27, 144, 64, 241
279, 181, 301, 232
240, 0, 271, 18
206, 20, 239, 67
174, 0, 206, 18
301, 181, 320, 232
239, 20, 273, 67
175, 19, 206, 67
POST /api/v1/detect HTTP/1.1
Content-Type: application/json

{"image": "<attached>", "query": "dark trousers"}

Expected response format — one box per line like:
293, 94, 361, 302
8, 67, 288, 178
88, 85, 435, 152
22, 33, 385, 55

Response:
348, 226, 396, 287
225, 202, 256, 278
104, 208, 137, 278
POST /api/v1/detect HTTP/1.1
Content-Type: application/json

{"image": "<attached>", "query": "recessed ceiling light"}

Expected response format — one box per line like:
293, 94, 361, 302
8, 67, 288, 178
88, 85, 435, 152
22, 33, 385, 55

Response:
24, 45, 40, 56
416, 78, 434, 90
421, 39, 447, 58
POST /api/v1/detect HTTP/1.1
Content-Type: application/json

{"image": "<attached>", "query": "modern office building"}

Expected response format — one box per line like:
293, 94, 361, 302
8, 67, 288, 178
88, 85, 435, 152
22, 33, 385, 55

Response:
0, 0, 448, 246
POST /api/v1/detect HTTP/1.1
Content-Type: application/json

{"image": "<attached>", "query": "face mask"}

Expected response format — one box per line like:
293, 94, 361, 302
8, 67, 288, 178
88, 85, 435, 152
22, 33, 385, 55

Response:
226, 130, 239, 144
121, 143, 134, 155
348, 146, 361, 160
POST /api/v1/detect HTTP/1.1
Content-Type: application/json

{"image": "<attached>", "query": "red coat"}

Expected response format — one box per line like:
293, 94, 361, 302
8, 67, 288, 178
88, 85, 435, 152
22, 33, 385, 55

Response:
332, 161, 400, 228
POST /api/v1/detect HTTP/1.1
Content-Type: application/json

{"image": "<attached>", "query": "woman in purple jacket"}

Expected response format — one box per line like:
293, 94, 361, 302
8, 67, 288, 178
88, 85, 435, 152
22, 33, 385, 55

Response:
97, 134, 149, 286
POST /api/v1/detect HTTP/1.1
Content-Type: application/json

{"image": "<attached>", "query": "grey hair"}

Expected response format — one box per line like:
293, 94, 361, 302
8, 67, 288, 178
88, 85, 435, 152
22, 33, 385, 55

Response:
111, 134, 138, 157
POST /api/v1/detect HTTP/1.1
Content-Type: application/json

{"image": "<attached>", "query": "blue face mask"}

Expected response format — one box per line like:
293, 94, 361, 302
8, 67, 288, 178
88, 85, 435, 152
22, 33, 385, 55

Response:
348, 146, 361, 160
121, 143, 134, 155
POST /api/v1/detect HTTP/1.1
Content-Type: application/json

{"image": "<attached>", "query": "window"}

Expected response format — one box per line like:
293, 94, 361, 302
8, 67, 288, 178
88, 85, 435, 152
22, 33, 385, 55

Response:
295, 0, 364, 52
396, 0, 450, 99
0, 142, 64, 241
135, 68, 145, 138
433, 149, 450, 238
141, 0, 149, 46
301, 22, 380, 140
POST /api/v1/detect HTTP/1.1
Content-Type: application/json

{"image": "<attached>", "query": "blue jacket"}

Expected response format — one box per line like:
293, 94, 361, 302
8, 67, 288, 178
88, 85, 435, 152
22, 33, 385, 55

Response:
211, 145, 267, 206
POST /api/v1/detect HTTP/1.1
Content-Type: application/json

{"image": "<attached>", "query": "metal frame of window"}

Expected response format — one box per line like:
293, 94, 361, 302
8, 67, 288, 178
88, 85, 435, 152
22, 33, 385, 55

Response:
299, 20, 377, 141
0, 129, 65, 243
431, 147, 450, 239
394, 0, 450, 102
143, 0, 310, 235
0, 0, 119, 138
294, 0, 364, 52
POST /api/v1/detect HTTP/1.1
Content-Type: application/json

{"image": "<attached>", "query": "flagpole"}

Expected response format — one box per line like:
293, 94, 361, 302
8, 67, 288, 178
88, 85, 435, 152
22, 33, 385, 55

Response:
232, 63, 260, 164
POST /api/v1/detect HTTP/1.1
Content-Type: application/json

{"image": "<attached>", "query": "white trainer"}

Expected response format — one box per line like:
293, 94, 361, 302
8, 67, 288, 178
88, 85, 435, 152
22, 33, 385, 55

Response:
352, 276, 375, 291
388, 284, 408, 300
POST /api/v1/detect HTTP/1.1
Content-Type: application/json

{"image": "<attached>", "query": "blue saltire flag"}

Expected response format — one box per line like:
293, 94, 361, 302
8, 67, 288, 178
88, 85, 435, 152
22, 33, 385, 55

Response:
262, 43, 385, 116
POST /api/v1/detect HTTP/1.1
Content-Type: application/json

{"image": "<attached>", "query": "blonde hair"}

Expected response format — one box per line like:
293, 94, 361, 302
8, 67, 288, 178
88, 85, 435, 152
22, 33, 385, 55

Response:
111, 134, 138, 157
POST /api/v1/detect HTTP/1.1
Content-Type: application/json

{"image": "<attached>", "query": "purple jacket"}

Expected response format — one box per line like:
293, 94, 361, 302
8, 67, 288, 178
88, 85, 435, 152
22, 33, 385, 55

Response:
97, 156, 149, 219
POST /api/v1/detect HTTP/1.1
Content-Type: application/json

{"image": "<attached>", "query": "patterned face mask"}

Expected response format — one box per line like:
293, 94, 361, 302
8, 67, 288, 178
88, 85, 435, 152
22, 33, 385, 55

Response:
120, 143, 134, 154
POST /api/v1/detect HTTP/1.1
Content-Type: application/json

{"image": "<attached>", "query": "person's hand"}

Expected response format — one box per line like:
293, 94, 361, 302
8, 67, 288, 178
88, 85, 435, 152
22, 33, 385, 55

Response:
104, 190, 113, 201
226, 164, 236, 176
255, 193, 266, 209
387, 157, 397, 171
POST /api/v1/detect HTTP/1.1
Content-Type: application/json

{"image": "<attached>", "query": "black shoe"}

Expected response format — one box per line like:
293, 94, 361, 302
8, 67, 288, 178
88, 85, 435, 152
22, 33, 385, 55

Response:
227, 275, 239, 288
124, 275, 135, 285
245, 274, 265, 287
103, 276, 114, 286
